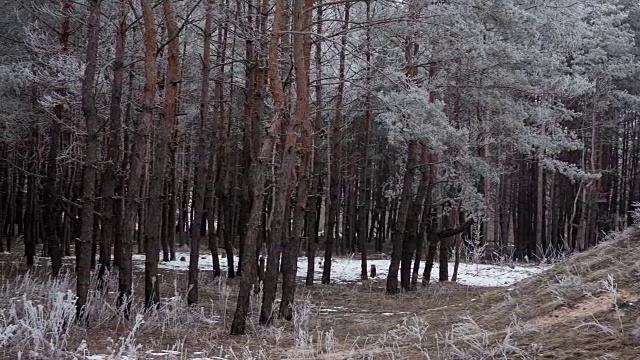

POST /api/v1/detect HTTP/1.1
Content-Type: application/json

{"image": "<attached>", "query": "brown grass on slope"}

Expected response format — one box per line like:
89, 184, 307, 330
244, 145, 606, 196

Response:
324, 227, 640, 359
437, 226, 640, 359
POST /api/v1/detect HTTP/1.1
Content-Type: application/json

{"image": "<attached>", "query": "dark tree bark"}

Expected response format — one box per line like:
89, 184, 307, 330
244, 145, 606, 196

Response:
402, 143, 432, 291
279, 0, 313, 320
357, 0, 373, 282
188, 0, 214, 305
43, 0, 74, 278
322, 2, 349, 285
230, 0, 286, 334
119, 3, 155, 317
259, 0, 294, 324
206, 181, 221, 277
305, 0, 323, 287
98, 0, 127, 291
43, 113, 63, 276
77, 0, 101, 318
214, 10, 234, 278
259, 162, 290, 324
143, 0, 178, 310
24, 168, 36, 268
438, 219, 474, 282
167, 141, 178, 261
386, 140, 418, 294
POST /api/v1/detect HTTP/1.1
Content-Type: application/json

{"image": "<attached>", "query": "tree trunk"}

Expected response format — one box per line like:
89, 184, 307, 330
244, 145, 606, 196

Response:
439, 219, 473, 282
536, 148, 545, 258
119, 3, 154, 317
260, 0, 295, 324
98, 0, 127, 290
386, 140, 418, 294
230, 0, 286, 334
187, 0, 214, 305
259, 156, 291, 324
143, 0, 178, 310
43, 0, 74, 278
422, 232, 438, 287
206, 181, 221, 277
357, 0, 372, 282
279, 0, 313, 320
77, 0, 101, 318
451, 209, 462, 282
403, 143, 431, 290
167, 142, 178, 261
305, 0, 323, 287
322, 2, 349, 284
214, 11, 234, 278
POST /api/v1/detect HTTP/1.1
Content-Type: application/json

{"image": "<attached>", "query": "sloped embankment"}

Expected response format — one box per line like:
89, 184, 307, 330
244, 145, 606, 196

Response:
452, 226, 640, 359
315, 227, 640, 359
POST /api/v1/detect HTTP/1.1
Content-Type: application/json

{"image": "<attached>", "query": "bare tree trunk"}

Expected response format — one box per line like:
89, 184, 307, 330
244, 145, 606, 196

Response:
451, 207, 462, 282
322, 2, 349, 284
388, 0, 420, 294
259, 151, 291, 324
188, 0, 214, 305
402, 143, 431, 291
230, 0, 286, 334
119, 0, 156, 316
140, 0, 161, 305
77, 0, 101, 318
167, 142, 178, 261
206, 181, 221, 277
259, 0, 294, 324
143, 0, 179, 310
536, 123, 545, 258
214, 9, 234, 278
43, 0, 74, 278
306, 0, 323, 287
0, 146, 6, 254
44, 113, 62, 277
279, 0, 313, 320
439, 219, 473, 282
24, 169, 36, 268
387, 140, 417, 294
114, 67, 135, 270
357, 0, 373, 282
98, 0, 127, 290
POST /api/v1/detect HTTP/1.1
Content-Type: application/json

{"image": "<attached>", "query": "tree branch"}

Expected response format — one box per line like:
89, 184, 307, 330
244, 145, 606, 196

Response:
437, 219, 473, 239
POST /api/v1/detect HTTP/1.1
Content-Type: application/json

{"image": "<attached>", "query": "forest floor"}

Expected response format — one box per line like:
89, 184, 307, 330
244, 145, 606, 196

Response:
1, 228, 640, 359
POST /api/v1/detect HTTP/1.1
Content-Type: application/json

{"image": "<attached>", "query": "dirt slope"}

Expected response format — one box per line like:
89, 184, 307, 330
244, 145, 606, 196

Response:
472, 226, 640, 359
319, 227, 640, 359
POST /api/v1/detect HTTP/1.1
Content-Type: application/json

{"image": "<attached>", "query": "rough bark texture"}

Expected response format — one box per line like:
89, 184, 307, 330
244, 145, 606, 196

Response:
119, 0, 156, 316
230, 0, 286, 334
386, 140, 418, 294
279, 0, 313, 320
306, 0, 323, 287
77, 0, 101, 318
98, 0, 127, 290
258, 0, 291, 325
401, 143, 431, 291
322, 3, 349, 285
188, 0, 214, 305
143, 0, 178, 310
43, 0, 74, 278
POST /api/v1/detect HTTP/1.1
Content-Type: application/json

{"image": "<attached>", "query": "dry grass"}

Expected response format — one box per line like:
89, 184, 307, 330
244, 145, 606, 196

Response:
281, 226, 640, 359
3, 227, 640, 359
365, 226, 640, 359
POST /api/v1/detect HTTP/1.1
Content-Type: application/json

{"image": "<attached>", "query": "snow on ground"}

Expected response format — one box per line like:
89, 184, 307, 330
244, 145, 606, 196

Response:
132, 252, 548, 287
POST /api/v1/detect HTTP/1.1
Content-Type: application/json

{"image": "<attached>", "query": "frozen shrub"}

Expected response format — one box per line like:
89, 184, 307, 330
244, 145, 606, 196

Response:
631, 202, 640, 227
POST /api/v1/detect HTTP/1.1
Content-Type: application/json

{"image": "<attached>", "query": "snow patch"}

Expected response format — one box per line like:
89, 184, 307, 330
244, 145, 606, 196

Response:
133, 252, 548, 287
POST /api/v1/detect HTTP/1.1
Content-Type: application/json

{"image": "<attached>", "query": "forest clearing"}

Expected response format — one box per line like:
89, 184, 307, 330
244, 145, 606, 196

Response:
2, 227, 640, 359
